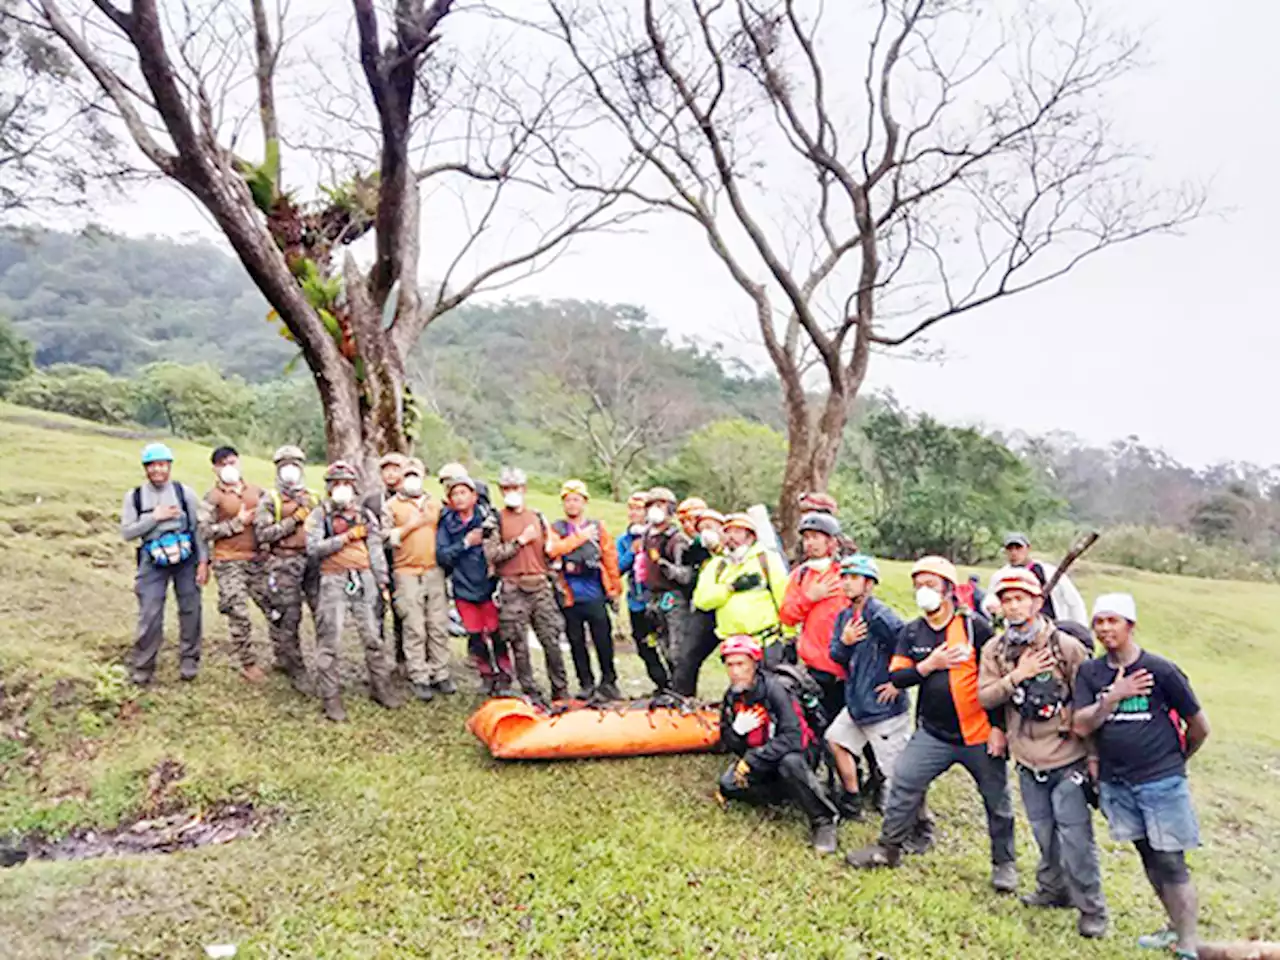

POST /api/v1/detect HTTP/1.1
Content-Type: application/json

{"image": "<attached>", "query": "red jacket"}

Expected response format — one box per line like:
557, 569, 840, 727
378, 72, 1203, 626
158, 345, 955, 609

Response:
779, 564, 848, 679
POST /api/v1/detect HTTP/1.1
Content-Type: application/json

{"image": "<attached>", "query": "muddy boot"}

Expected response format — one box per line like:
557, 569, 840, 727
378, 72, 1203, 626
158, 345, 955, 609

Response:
432, 677, 458, 695
371, 677, 404, 710
241, 664, 267, 684
323, 696, 348, 723
991, 861, 1019, 894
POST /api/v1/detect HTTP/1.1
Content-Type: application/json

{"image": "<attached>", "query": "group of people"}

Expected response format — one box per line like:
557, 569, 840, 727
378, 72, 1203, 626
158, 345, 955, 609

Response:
119, 442, 1210, 958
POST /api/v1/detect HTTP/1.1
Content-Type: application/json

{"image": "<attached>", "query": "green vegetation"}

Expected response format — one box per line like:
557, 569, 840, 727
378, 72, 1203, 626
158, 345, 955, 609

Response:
1, 406, 1277, 957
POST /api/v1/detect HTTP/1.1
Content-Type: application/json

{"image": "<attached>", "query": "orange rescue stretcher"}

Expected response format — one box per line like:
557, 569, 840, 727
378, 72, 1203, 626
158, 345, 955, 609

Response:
466, 697, 722, 760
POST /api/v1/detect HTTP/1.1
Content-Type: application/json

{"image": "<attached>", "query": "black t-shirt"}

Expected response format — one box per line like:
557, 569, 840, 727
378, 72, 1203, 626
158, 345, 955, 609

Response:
1073, 650, 1201, 785
891, 613, 998, 746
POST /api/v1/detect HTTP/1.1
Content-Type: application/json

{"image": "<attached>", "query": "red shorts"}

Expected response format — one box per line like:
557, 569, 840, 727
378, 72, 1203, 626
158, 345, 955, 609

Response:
455, 598, 499, 634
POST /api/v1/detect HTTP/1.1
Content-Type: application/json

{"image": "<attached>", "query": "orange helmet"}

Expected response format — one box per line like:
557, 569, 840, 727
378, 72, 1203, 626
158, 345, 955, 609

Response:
677, 496, 708, 518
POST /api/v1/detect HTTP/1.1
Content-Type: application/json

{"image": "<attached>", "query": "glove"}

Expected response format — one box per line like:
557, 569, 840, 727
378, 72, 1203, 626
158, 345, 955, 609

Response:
731, 709, 764, 736
732, 759, 751, 788
730, 572, 763, 592
346, 524, 368, 542
293, 505, 310, 523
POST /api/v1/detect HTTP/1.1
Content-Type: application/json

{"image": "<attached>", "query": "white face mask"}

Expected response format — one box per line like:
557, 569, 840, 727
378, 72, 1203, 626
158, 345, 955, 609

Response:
402, 475, 423, 496
915, 586, 944, 614
806, 557, 833, 573
729, 544, 749, 564
503, 490, 524, 510
218, 464, 241, 486
331, 484, 355, 506
646, 506, 666, 525
700, 528, 722, 550
277, 464, 302, 487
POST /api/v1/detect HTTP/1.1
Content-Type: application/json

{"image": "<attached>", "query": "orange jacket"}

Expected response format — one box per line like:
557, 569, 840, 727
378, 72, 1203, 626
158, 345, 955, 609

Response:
779, 564, 849, 679
551, 519, 622, 608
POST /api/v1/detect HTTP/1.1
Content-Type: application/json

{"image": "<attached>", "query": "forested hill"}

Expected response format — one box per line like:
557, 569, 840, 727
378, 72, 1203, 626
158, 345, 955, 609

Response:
0, 227, 291, 380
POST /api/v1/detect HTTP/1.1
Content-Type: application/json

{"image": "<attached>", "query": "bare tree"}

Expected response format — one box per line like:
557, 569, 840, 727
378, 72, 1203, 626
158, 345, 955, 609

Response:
22, 0, 639, 477
538, 0, 1203, 541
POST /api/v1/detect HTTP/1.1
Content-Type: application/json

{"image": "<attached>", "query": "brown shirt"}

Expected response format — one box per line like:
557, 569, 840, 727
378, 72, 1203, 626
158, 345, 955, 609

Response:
200, 483, 264, 562
383, 495, 441, 574
977, 621, 1093, 772
494, 508, 550, 579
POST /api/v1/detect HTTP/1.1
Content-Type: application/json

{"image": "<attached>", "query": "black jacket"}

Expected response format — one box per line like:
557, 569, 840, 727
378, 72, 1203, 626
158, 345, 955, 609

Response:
719, 671, 812, 772
436, 503, 497, 603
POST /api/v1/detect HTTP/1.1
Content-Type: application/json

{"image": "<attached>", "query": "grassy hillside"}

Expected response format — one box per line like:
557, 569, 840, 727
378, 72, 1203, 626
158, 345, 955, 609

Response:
0, 404, 1277, 958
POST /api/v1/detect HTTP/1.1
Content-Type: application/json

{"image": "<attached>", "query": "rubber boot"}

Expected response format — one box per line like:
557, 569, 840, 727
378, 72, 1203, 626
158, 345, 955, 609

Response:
323, 696, 348, 723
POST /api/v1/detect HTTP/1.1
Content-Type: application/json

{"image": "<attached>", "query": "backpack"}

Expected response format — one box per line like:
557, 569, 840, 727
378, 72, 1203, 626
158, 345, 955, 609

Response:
999, 626, 1076, 728
552, 519, 603, 577
132, 485, 197, 567
768, 661, 829, 742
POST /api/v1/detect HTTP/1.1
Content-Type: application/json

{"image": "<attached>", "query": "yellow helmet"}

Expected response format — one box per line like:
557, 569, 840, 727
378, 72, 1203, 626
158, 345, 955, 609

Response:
560, 478, 590, 500
910, 555, 958, 586
722, 513, 757, 535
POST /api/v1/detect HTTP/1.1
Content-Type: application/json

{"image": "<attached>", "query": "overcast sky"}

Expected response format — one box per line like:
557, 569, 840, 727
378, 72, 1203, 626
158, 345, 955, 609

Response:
88, 0, 1278, 468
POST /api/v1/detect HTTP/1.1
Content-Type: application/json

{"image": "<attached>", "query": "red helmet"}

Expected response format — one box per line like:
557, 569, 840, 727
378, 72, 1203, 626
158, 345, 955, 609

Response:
719, 634, 763, 662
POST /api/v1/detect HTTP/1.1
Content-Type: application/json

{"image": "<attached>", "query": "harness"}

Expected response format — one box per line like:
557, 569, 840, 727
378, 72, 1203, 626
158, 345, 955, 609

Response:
131, 484, 197, 566
998, 623, 1073, 736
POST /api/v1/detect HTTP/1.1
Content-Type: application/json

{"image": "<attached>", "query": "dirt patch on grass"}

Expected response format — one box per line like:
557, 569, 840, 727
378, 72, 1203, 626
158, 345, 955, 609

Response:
3, 801, 273, 867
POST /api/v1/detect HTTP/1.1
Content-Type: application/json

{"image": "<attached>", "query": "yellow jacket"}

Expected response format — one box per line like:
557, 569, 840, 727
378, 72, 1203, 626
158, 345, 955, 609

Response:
692, 543, 791, 640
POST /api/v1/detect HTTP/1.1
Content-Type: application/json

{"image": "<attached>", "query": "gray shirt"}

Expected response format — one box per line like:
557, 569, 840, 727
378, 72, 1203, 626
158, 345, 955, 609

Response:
120, 481, 208, 563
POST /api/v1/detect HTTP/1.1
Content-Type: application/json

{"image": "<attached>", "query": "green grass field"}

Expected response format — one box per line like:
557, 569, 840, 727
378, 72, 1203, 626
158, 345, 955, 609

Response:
1, 402, 1277, 958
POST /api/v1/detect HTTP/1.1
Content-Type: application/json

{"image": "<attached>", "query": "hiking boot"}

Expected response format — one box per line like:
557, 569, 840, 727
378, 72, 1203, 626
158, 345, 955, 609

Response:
287, 668, 313, 696
241, 664, 267, 684
574, 685, 596, 701
1021, 889, 1071, 909
991, 861, 1019, 894
323, 697, 348, 723
411, 682, 436, 703
1137, 929, 1178, 951
551, 686, 570, 702
179, 660, 199, 682
1078, 911, 1109, 939
811, 821, 838, 855
130, 671, 154, 687
370, 678, 405, 710
432, 677, 458, 695
837, 791, 865, 823
845, 843, 902, 869
902, 823, 935, 856
597, 681, 623, 701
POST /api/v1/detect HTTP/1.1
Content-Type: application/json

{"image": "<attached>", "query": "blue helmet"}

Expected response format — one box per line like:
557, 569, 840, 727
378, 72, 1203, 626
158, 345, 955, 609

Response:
140, 442, 175, 465
839, 553, 880, 582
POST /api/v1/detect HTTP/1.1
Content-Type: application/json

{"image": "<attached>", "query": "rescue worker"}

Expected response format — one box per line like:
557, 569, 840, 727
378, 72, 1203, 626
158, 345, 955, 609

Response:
983, 532, 1087, 625
847, 556, 1017, 894
438, 475, 508, 694
120, 442, 206, 684
717, 634, 839, 853
676, 497, 707, 538
482, 466, 570, 701
617, 491, 668, 693
365, 452, 407, 665
1073, 594, 1210, 960
253, 444, 320, 691
670, 507, 726, 697
553, 480, 623, 700
977, 566, 1107, 938
382, 458, 455, 702
692, 513, 790, 667
641, 487, 693, 683
825, 554, 909, 822
198, 445, 272, 683
305, 460, 401, 722
779, 512, 851, 721
796, 491, 858, 558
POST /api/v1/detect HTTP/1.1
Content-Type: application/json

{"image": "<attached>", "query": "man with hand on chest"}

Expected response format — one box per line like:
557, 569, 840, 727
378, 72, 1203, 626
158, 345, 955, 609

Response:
198, 445, 273, 683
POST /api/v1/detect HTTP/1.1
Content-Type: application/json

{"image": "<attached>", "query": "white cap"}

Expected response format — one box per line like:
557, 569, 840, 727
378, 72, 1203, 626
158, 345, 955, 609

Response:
1092, 592, 1137, 624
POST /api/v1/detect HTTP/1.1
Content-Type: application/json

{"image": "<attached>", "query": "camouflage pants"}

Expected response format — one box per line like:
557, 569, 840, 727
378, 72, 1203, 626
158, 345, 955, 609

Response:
498, 579, 567, 698
314, 571, 392, 701
265, 553, 318, 676
213, 558, 272, 668
393, 567, 452, 686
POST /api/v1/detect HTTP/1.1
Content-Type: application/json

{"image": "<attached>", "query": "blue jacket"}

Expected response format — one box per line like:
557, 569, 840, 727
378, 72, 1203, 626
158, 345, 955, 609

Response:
616, 527, 648, 613
436, 505, 496, 604
829, 597, 909, 725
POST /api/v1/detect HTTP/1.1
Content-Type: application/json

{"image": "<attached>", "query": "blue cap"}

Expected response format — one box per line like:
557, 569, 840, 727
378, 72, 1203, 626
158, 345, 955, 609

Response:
140, 442, 175, 465
839, 553, 880, 582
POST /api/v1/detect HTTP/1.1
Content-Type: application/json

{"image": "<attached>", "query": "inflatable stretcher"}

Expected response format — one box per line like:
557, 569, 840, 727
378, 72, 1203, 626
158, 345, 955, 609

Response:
466, 697, 722, 760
